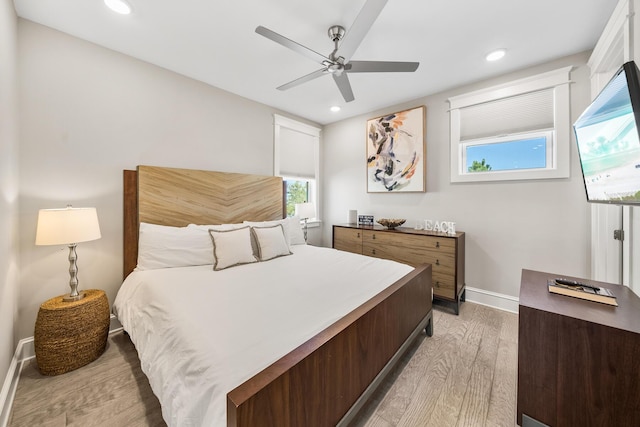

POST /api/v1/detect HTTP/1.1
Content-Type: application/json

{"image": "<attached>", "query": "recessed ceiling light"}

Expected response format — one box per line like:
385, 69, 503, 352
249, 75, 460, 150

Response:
486, 49, 506, 62
104, 0, 132, 15
330, 106, 341, 112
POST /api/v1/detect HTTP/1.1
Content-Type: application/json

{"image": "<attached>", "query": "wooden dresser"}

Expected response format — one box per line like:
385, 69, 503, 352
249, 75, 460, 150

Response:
333, 224, 465, 314
518, 269, 640, 426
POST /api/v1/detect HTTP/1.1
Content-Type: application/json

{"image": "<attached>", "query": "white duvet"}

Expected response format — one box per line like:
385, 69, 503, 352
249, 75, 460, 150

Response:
113, 245, 413, 427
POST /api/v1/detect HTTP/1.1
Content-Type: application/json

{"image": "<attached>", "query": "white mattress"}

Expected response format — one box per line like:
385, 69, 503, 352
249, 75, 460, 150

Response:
113, 245, 413, 427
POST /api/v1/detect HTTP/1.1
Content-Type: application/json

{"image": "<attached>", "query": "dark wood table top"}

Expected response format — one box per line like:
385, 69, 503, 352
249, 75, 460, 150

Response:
520, 269, 640, 335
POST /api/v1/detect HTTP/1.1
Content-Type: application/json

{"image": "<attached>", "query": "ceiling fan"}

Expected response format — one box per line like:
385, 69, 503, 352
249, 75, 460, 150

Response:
255, 0, 419, 103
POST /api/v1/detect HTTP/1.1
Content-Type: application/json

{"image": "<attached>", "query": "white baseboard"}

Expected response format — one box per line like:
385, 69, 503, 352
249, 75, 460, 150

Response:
0, 314, 122, 427
0, 336, 30, 427
465, 286, 519, 314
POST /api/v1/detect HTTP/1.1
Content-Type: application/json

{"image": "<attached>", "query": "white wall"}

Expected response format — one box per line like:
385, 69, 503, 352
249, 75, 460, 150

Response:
0, 0, 19, 389
322, 52, 593, 299
16, 19, 319, 340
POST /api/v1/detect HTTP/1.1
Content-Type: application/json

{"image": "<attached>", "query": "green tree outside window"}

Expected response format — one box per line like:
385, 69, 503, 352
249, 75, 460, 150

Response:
286, 180, 308, 216
468, 158, 492, 172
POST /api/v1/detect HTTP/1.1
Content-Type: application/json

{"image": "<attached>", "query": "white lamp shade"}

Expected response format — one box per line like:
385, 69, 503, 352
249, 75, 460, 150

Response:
295, 202, 316, 220
35, 207, 101, 246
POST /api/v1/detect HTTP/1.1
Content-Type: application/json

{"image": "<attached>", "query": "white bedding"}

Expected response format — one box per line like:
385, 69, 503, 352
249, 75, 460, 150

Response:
113, 245, 413, 427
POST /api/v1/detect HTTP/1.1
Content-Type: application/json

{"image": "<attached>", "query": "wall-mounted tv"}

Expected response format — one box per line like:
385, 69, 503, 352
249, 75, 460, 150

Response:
574, 60, 640, 205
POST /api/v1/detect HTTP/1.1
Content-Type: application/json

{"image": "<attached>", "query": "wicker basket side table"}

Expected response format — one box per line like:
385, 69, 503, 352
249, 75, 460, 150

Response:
34, 289, 110, 376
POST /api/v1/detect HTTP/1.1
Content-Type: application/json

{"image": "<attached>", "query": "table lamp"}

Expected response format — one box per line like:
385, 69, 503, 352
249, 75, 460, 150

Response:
295, 202, 315, 242
35, 206, 101, 302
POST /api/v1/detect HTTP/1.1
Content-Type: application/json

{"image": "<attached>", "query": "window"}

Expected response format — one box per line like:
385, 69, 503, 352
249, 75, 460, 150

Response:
464, 130, 554, 173
448, 66, 573, 182
284, 179, 310, 216
274, 114, 321, 219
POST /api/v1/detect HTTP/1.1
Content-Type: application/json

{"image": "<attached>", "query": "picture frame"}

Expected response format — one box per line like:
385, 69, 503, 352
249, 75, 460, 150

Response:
366, 105, 426, 193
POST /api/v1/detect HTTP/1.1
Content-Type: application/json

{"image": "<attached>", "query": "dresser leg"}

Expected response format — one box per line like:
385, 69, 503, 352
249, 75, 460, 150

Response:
425, 317, 433, 337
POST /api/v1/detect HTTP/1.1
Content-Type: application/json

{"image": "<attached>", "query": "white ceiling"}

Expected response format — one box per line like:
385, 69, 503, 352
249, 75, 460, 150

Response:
13, 0, 618, 125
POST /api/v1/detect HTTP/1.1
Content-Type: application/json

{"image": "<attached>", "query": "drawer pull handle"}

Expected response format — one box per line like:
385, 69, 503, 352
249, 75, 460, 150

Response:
372, 234, 376, 240
435, 281, 440, 288
357, 233, 360, 238
372, 249, 376, 255
436, 259, 440, 266
435, 242, 440, 248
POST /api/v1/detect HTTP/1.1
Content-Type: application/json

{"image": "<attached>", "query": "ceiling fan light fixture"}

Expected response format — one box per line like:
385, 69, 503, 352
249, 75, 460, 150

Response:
486, 48, 506, 62
104, 0, 132, 15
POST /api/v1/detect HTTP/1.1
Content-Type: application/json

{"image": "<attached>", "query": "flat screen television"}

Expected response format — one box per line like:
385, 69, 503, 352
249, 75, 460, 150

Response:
574, 60, 640, 205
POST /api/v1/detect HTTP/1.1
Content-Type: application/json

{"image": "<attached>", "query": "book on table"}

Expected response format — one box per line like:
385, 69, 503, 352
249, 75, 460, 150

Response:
547, 279, 618, 306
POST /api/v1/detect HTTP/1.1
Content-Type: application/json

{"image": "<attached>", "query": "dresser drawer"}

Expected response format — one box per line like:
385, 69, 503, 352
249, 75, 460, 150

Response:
362, 230, 455, 268
333, 226, 363, 254
362, 230, 420, 264
420, 250, 456, 273
433, 272, 455, 299
419, 235, 456, 252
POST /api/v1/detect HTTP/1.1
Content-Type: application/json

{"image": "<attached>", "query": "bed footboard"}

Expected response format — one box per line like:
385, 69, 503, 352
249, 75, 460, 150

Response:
227, 264, 433, 427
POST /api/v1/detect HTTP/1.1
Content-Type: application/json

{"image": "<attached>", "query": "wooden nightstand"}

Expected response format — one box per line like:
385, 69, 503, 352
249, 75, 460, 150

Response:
34, 289, 110, 376
517, 270, 640, 426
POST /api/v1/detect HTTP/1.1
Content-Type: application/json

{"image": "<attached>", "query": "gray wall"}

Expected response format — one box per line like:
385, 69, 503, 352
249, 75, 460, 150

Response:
0, 0, 19, 387
322, 52, 592, 300
16, 20, 320, 341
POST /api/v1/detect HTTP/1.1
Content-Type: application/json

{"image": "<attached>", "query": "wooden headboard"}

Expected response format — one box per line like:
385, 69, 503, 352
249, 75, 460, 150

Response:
123, 165, 285, 279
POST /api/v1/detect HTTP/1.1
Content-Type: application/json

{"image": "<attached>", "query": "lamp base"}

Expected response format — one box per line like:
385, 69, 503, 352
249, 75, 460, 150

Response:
62, 292, 86, 302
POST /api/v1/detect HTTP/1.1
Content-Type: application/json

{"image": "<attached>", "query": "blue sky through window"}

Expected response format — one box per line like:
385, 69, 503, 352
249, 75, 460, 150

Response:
466, 136, 547, 172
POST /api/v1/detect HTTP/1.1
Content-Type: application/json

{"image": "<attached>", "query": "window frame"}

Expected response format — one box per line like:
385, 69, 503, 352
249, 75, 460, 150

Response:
448, 66, 573, 183
274, 114, 321, 222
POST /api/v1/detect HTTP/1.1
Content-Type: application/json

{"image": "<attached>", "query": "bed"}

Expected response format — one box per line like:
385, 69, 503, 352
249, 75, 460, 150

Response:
116, 165, 433, 427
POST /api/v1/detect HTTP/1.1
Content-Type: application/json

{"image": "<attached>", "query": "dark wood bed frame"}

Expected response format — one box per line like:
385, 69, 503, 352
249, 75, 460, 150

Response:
123, 165, 433, 427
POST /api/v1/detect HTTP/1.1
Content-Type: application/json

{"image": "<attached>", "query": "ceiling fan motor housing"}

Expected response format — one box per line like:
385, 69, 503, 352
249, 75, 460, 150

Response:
328, 25, 345, 42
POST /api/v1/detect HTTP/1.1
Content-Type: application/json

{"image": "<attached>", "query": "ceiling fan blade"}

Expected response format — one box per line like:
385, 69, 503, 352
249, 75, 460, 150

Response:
337, 0, 388, 62
345, 60, 419, 73
256, 26, 330, 65
333, 73, 355, 102
277, 68, 327, 91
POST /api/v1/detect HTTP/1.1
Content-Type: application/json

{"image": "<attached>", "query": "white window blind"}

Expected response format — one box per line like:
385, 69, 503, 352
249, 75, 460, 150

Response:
460, 89, 554, 141
278, 127, 316, 179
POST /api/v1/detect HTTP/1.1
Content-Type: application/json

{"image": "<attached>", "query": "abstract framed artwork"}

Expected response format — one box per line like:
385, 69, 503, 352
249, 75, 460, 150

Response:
366, 105, 426, 193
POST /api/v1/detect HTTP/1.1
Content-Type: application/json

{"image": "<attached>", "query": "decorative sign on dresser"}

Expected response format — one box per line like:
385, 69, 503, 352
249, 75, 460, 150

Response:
332, 224, 466, 314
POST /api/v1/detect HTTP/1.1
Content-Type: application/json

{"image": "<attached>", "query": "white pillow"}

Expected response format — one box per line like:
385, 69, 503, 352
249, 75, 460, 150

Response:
136, 222, 213, 271
286, 215, 306, 245
243, 216, 306, 246
136, 222, 213, 270
250, 224, 292, 261
208, 226, 257, 271
187, 223, 246, 232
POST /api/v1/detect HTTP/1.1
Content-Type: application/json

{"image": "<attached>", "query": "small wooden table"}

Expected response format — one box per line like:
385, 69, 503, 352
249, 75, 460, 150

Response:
517, 269, 640, 426
34, 289, 110, 376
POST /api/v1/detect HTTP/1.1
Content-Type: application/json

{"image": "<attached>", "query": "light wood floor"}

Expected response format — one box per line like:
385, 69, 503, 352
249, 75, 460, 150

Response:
8, 302, 518, 427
